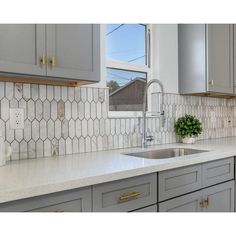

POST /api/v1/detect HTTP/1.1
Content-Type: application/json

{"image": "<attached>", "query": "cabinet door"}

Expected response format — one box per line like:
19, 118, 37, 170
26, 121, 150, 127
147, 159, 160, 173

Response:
159, 191, 202, 212
207, 24, 233, 94
0, 24, 46, 76
131, 204, 157, 212
46, 24, 100, 82
234, 25, 236, 94
202, 181, 234, 212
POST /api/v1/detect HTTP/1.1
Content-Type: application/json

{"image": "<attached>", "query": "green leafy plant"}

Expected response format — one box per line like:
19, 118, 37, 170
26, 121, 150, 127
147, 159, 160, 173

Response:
174, 114, 203, 138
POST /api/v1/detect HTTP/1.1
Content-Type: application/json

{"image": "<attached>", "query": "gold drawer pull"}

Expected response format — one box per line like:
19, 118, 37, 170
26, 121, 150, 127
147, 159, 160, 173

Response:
40, 54, 46, 65
55, 210, 65, 212
50, 56, 56, 67
118, 192, 141, 202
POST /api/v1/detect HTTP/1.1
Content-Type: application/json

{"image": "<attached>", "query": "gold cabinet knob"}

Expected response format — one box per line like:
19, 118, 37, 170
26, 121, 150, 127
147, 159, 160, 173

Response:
40, 54, 46, 65
50, 56, 56, 67
209, 80, 214, 86
204, 197, 210, 207
200, 197, 210, 209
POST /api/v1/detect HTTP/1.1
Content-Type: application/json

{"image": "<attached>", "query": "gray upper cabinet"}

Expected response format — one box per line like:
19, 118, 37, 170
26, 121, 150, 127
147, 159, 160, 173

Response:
179, 24, 234, 96
207, 25, 233, 94
0, 24, 46, 76
46, 24, 100, 82
0, 24, 101, 84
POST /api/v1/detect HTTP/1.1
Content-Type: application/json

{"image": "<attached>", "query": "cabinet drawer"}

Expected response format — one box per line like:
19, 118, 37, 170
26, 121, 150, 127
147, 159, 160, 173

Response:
92, 173, 157, 212
31, 199, 83, 212
0, 187, 92, 212
158, 165, 202, 201
131, 204, 157, 212
202, 157, 234, 188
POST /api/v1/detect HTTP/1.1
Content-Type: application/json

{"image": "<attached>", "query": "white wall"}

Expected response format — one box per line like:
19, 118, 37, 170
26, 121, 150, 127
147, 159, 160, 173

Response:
152, 24, 179, 94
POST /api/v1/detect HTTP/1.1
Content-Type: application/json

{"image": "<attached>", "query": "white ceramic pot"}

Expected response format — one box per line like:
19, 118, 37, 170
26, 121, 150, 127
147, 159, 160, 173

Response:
182, 136, 195, 144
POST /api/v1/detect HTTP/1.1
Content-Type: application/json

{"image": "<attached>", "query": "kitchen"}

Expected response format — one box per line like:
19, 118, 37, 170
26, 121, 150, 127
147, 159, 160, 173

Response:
1, 0, 236, 235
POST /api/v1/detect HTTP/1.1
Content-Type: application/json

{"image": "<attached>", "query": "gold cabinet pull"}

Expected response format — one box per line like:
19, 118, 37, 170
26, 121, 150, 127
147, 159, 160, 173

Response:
55, 210, 65, 212
204, 197, 210, 207
50, 56, 56, 67
200, 198, 210, 209
118, 192, 141, 202
199, 199, 205, 208
209, 80, 214, 86
40, 54, 46, 65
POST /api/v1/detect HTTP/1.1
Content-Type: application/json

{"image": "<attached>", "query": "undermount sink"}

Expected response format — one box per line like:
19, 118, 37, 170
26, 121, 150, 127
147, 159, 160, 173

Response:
125, 148, 209, 159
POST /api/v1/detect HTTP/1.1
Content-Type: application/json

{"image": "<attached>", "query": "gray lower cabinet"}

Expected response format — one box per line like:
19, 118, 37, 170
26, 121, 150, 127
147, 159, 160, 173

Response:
159, 181, 234, 212
92, 173, 157, 212
0, 187, 92, 212
46, 24, 100, 82
0, 24, 46, 76
179, 24, 234, 95
131, 204, 157, 212
158, 157, 234, 202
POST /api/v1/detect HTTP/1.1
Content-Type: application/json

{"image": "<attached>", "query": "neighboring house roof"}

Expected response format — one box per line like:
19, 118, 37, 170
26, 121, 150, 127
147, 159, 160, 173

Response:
109, 77, 146, 107
109, 77, 146, 97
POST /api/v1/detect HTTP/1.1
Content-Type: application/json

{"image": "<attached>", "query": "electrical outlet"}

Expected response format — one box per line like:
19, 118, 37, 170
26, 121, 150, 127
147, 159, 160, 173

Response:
10, 108, 24, 129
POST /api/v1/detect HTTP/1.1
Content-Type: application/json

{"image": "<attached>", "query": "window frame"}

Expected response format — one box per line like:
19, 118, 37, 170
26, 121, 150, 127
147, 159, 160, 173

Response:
104, 24, 153, 118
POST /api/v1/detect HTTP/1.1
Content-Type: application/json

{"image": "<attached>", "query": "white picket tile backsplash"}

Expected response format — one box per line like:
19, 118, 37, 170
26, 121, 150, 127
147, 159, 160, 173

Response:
0, 81, 235, 160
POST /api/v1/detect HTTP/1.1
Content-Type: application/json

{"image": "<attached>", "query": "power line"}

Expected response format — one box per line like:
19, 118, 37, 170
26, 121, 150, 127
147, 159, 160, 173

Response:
107, 71, 131, 82
106, 24, 125, 36
108, 49, 143, 56
128, 55, 145, 63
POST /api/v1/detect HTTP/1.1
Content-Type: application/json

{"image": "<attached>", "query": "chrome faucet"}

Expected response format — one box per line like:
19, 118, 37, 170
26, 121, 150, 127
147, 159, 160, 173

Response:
142, 79, 165, 148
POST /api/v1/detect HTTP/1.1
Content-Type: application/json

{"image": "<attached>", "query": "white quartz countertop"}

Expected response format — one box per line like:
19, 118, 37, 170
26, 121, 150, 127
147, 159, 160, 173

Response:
1, 137, 236, 203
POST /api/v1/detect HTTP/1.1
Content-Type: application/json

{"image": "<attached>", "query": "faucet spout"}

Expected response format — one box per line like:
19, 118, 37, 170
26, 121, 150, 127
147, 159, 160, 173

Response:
142, 79, 165, 149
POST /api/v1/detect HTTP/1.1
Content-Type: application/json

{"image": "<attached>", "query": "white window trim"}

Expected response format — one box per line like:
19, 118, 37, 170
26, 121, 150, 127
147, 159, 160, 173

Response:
102, 24, 154, 118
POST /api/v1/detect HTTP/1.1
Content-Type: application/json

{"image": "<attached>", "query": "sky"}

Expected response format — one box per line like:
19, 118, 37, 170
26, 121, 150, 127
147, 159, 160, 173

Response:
106, 24, 147, 87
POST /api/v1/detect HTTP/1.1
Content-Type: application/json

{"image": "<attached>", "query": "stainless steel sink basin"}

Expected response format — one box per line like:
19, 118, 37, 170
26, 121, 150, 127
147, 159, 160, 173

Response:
125, 148, 208, 159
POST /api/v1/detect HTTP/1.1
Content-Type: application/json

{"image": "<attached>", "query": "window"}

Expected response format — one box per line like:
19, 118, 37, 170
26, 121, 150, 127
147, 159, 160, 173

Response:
106, 24, 151, 115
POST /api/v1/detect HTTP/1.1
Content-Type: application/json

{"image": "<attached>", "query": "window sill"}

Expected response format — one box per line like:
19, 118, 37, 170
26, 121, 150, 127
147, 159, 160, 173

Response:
108, 111, 161, 119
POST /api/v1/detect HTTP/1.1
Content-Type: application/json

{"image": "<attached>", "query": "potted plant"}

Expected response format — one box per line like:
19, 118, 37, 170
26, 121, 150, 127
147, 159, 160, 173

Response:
174, 114, 203, 144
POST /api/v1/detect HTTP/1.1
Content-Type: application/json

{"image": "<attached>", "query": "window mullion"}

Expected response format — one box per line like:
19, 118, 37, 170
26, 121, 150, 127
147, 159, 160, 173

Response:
106, 60, 148, 73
